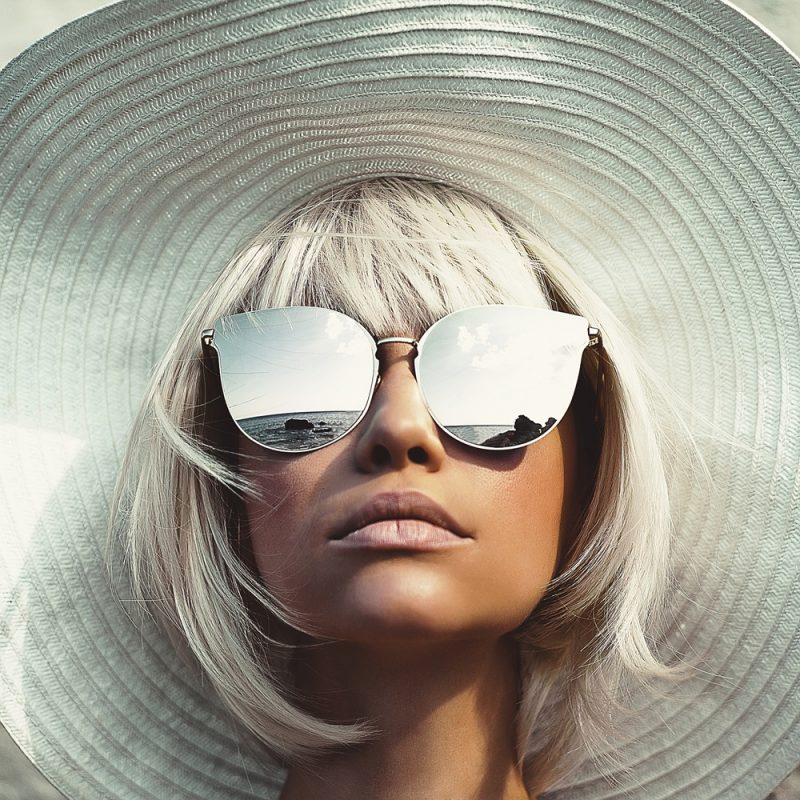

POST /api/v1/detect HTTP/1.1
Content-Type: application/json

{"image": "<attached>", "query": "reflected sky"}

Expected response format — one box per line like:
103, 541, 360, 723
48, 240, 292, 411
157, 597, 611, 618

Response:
214, 308, 375, 418
417, 307, 587, 426
213, 306, 588, 428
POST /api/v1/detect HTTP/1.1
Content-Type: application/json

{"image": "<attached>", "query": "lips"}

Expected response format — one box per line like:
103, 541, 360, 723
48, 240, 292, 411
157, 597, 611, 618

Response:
330, 490, 471, 541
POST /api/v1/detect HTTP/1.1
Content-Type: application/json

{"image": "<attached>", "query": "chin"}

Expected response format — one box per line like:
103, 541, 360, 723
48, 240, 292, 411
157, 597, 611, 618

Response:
303, 579, 537, 645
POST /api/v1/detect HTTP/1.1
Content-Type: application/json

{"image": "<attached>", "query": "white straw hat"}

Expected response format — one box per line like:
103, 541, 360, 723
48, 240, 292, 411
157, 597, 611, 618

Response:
1, 1, 798, 798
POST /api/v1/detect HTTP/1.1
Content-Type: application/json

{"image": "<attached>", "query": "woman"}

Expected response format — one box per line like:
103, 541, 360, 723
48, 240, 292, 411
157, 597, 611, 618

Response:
0, 1, 798, 799
115, 177, 674, 798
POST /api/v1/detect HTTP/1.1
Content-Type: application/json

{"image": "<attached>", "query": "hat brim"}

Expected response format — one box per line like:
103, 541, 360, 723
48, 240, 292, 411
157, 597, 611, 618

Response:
1, 1, 798, 798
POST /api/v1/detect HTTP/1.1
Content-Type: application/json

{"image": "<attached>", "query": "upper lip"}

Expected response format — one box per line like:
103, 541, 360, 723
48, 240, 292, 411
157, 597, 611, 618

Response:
330, 491, 471, 540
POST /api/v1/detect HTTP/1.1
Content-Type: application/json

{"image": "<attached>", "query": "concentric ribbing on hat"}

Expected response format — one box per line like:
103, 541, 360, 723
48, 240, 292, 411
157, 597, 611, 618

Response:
0, 1, 798, 799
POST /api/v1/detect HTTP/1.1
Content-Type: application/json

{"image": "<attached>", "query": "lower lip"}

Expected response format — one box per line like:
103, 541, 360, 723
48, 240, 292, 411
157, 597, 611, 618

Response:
330, 520, 471, 550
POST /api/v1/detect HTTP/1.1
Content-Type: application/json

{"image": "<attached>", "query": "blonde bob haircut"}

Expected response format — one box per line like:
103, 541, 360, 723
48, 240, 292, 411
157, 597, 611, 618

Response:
112, 177, 680, 793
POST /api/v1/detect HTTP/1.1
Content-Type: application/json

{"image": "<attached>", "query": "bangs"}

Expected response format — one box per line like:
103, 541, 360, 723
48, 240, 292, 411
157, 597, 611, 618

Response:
243, 178, 553, 339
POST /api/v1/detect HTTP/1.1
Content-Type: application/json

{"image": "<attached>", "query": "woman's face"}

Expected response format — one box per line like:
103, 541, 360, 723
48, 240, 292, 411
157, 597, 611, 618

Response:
238, 339, 581, 644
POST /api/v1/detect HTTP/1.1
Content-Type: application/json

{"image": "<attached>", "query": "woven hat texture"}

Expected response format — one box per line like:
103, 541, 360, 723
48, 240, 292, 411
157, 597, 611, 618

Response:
0, 1, 798, 798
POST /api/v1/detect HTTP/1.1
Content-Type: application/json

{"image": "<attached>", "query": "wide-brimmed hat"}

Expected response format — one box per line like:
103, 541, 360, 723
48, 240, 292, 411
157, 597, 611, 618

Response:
1, 1, 798, 798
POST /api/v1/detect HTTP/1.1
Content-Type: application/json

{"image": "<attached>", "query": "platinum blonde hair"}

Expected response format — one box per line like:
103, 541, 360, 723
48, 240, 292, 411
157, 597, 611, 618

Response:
112, 177, 679, 794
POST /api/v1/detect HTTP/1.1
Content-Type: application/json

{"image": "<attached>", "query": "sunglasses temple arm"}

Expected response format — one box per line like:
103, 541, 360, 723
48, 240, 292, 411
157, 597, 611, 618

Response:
587, 326, 602, 348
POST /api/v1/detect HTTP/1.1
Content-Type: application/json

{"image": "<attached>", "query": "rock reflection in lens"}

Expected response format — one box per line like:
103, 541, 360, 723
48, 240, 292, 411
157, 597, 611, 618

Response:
477, 415, 558, 447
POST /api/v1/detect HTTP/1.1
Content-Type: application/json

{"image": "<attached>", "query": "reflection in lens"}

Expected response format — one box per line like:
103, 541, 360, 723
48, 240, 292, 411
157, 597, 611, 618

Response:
237, 410, 364, 451
479, 415, 558, 447
213, 307, 376, 452
416, 306, 588, 449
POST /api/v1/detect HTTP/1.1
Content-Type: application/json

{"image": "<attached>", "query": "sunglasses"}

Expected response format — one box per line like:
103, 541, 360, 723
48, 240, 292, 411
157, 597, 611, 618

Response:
201, 305, 602, 453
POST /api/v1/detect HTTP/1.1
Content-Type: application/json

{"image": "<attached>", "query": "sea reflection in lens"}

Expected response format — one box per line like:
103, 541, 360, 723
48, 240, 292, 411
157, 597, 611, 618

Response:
238, 410, 364, 450
415, 306, 588, 449
212, 307, 376, 452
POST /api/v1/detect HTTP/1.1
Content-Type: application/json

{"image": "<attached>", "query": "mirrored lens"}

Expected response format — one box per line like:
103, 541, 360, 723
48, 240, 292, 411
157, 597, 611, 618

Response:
416, 306, 588, 449
212, 307, 377, 452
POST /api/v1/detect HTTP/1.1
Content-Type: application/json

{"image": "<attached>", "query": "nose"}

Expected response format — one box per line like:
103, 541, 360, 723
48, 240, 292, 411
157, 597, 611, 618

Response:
353, 341, 446, 472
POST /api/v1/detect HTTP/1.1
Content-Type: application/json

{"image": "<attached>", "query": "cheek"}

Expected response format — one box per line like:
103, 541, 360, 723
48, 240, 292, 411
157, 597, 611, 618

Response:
470, 432, 573, 629
237, 437, 339, 599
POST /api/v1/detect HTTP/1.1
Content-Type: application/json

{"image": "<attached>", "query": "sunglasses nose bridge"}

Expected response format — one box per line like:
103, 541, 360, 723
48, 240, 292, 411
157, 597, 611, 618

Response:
375, 336, 419, 349
373, 336, 420, 382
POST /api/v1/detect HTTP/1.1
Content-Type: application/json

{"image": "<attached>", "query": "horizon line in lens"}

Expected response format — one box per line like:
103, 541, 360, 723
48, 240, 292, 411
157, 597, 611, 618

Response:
237, 411, 556, 449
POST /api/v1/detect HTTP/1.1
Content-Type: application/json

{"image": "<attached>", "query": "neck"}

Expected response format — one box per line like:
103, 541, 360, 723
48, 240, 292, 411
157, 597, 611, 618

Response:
278, 637, 533, 800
